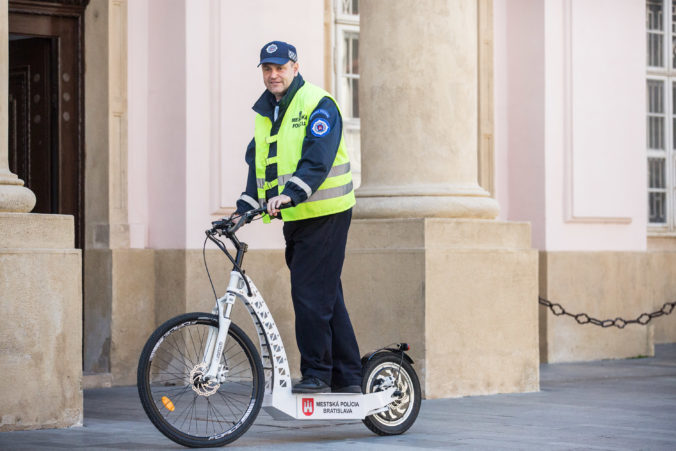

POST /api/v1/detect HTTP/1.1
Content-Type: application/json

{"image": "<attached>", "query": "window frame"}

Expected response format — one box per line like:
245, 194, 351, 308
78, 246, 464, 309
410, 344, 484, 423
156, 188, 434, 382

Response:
646, 76, 671, 229
647, 0, 668, 71
647, 0, 676, 234
335, 0, 359, 22
333, 1, 359, 127
334, 22, 360, 132
331, 0, 362, 187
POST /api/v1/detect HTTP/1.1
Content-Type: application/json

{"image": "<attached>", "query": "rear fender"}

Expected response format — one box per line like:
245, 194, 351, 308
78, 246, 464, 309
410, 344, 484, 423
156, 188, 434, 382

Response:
361, 349, 414, 367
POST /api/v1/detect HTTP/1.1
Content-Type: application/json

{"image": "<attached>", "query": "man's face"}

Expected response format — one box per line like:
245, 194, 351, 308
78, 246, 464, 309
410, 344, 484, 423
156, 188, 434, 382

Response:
261, 61, 298, 100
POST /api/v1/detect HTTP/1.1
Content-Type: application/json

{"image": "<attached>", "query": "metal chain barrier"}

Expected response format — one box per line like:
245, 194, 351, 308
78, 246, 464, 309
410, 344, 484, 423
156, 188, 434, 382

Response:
538, 297, 676, 329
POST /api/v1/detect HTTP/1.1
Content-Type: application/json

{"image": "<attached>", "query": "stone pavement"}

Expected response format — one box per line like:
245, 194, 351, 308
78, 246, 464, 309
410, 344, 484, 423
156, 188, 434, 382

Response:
1, 344, 675, 450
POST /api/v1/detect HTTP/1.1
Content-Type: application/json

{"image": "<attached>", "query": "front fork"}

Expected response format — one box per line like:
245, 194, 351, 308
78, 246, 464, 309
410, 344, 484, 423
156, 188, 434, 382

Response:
201, 276, 239, 381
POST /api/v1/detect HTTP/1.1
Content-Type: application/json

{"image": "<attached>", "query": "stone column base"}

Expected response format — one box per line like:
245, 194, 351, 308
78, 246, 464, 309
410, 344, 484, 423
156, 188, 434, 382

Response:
0, 213, 82, 431
0, 172, 36, 213
355, 183, 500, 220
354, 195, 500, 220
344, 218, 539, 398
0, 183, 36, 213
83, 248, 155, 386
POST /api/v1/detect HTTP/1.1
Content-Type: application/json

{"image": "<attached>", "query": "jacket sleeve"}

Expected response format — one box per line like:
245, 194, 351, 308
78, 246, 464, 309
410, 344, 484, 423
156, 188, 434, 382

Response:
281, 97, 343, 205
235, 138, 260, 214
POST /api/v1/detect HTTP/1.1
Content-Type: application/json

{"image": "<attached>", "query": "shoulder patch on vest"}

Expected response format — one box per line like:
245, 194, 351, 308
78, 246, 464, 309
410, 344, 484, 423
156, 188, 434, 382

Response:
310, 108, 330, 120
310, 118, 330, 137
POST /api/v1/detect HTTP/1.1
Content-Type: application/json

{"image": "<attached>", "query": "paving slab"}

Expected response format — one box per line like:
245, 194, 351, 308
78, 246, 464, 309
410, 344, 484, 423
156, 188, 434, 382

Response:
1, 344, 675, 450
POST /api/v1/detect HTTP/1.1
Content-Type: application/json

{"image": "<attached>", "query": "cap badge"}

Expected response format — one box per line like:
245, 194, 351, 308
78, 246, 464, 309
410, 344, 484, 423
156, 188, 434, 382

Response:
266, 44, 278, 54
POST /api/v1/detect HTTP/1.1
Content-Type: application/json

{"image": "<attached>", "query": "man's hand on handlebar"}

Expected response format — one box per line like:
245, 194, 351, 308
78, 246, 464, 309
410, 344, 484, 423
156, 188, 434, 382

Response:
210, 197, 291, 236
267, 195, 292, 217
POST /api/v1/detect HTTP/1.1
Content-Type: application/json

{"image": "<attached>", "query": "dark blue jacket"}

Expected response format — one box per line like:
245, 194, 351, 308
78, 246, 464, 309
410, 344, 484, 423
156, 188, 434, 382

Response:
236, 74, 343, 214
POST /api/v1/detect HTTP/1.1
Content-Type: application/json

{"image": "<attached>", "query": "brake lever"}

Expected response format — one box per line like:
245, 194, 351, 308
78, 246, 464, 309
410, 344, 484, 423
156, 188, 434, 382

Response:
209, 215, 237, 236
226, 214, 248, 235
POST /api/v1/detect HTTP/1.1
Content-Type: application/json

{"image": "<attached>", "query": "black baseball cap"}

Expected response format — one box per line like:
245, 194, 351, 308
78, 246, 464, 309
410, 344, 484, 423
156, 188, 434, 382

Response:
258, 41, 298, 67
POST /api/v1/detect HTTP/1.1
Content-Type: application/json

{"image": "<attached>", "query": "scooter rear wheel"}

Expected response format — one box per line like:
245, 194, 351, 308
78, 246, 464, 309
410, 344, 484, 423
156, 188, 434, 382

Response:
362, 352, 421, 435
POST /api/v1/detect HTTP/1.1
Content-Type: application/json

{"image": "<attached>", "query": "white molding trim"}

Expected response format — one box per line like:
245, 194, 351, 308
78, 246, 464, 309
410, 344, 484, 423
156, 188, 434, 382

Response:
562, 0, 631, 224
208, 0, 233, 216
477, 0, 494, 197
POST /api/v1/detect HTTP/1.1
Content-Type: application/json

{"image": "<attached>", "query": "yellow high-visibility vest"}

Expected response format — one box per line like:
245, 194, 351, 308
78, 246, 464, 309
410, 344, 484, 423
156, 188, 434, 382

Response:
254, 82, 355, 222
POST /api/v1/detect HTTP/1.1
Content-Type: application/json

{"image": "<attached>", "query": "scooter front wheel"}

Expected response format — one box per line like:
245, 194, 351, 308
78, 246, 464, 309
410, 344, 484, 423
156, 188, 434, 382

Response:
362, 352, 421, 436
137, 313, 264, 448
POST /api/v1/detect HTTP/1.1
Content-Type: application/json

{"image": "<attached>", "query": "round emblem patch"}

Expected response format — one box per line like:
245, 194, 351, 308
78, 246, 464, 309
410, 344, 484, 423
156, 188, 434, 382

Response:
266, 44, 278, 54
310, 118, 330, 137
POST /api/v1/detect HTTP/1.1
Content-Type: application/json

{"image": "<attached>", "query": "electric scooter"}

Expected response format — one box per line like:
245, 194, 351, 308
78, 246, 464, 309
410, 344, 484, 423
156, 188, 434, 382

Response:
137, 207, 421, 447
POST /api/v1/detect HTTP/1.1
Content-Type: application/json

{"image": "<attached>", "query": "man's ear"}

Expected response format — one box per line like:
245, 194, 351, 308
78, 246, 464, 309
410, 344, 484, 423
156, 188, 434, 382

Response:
293, 62, 299, 76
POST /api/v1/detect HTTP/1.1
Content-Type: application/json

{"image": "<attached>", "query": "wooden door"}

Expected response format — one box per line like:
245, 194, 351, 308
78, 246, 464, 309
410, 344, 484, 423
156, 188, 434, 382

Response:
9, 37, 57, 214
8, 1, 87, 248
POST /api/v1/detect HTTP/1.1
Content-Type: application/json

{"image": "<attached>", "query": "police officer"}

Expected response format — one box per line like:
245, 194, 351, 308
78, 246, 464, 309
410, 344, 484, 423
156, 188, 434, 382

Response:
235, 41, 362, 394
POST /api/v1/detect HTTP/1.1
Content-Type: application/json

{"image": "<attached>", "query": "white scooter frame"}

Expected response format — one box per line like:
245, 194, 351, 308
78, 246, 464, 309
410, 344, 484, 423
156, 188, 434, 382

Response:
200, 269, 397, 421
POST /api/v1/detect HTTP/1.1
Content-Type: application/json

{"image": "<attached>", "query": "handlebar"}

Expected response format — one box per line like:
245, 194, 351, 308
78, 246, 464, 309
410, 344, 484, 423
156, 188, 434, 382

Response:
209, 207, 263, 236
208, 202, 292, 237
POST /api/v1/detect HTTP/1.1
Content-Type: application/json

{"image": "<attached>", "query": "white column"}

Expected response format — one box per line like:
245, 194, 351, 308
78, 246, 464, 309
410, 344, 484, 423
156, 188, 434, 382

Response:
356, 0, 498, 219
0, 0, 36, 212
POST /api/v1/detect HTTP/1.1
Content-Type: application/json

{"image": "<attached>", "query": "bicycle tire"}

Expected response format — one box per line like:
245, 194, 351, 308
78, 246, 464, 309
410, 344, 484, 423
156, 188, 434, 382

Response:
137, 312, 264, 448
362, 352, 421, 436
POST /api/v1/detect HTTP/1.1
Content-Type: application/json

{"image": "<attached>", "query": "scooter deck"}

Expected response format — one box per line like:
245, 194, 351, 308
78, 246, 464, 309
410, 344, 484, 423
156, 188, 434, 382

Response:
263, 387, 396, 420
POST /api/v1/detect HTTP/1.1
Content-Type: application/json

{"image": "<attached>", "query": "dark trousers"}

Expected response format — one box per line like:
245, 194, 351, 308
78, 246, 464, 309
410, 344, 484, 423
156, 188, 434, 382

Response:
282, 208, 362, 387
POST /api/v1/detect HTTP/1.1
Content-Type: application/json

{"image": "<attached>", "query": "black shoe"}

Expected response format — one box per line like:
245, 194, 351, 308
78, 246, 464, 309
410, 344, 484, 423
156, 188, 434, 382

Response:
332, 385, 362, 394
292, 376, 330, 393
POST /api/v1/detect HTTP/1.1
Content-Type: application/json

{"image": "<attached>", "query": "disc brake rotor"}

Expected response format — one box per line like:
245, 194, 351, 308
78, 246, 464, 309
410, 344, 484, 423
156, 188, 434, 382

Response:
189, 363, 220, 396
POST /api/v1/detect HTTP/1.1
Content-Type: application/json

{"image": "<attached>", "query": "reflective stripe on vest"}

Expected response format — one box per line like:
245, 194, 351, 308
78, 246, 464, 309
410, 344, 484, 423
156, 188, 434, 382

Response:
253, 82, 355, 222
239, 193, 260, 209
278, 162, 351, 187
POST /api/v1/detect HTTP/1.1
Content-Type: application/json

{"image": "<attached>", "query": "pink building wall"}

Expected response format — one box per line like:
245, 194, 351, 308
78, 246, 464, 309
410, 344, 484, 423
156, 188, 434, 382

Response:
131, 0, 647, 252
146, 0, 187, 249
495, 0, 647, 251
127, 0, 149, 248
494, 0, 546, 247
128, 0, 325, 249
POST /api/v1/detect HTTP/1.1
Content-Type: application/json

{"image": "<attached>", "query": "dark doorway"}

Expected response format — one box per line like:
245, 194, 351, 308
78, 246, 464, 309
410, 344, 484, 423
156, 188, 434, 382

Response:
8, 1, 87, 249
9, 36, 58, 215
